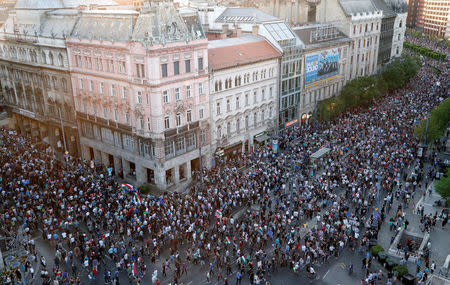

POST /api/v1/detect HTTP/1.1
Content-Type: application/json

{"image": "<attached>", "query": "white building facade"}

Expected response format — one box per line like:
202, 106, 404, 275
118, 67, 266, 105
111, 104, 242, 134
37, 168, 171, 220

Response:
319, 0, 382, 78
208, 36, 280, 158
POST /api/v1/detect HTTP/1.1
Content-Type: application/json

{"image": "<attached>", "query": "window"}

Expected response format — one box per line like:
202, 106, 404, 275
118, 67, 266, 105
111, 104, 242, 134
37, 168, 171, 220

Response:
245, 116, 249, 129
137, 91, 142, 104
111, 84, 116, 97
139, 116, 144, 130
186, 86, 191, 98
92, 103, 97, 115
227, 122, 231, 135
269, 106, 273, 118
262, 110, 265, 121
146, 93, 149, 105
125, 112, 130, 125
147, 118, 151, 131
227, 99, 231, 112
136, 63, 145, 78
245, 93, 249, 106
399, 20, 402, 28
198, 83, 203, 95
216, 102, 221, 115
175, 88, 181, 101
123, 134, 134, 151
187, 110, 192, 122
175, 137, 185, 153
163, 90, 169, 104
62, 78, 67, 92
87, 57, 92, 69
109, 60, 114, 73
199, 108, 204, 119
119, 61, 126, 73
236, 119, 240, 134
253, 91, 257, 104
262, 89, 265, 101
254, 112, 257, 126
174, 61, 180, 75
161, 64, 168, 77
100, 82, 104, 94
165, 140, 174, 157
58, 54, 64, 67
52, 77, 58, 89
186, 132, 196, 149
200, 129, 206, 145
114, 109, 118, 122
185, 60, 191, 73
269, 87, 273, 98
49, 53, 54, 65
89, 80, 94, 92
176, 113, 181, 127
236, 96, 240, 109
103, 106, 108, 119
198, 57, 203, 70
353, 25, 356, 34
164, 116, 170, 129
122, 87, 127, 99
79, 79, 84, 90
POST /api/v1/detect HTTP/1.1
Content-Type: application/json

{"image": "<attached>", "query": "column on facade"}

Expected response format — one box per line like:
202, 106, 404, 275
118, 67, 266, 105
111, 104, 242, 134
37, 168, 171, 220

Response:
101, 151, 109, 167
173, 164, 180, 184
122, 157, 130, 176
186, 160, 192, 180
114, 156, 122, 176
154, 169, 165, 189
286, 0, 292, 23
275, 0, 280, 17
294, 0, 300, 24
136, 164, 146, 185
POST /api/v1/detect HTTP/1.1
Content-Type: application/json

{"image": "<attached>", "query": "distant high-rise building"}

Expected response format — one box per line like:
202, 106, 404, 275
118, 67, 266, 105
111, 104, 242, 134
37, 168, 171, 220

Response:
422, 0, 449, 39
407, 0, 449, 39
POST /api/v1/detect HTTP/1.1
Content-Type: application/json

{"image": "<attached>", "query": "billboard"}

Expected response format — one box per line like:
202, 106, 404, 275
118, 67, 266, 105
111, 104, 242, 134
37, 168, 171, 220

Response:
304, 48, 340, 88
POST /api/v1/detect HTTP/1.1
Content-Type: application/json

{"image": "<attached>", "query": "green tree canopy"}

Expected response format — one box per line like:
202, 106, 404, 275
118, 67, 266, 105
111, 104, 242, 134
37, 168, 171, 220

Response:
435, 168, 450, 201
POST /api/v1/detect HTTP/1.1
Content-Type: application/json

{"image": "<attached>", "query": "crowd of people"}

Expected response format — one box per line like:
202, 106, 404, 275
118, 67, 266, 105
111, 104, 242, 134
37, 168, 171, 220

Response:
405, 33, 450, 55
0, 44, 448, 285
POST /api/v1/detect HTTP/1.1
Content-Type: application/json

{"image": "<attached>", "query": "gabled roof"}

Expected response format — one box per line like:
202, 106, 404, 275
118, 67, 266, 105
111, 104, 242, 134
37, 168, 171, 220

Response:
371, 0, 396, 18
215, 7, 278, 23
338, 0, 379, 16
208, 36, 281, 71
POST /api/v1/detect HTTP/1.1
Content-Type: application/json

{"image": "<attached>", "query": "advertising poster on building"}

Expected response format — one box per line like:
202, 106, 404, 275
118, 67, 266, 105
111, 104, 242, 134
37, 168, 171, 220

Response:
304, 48, 340, 88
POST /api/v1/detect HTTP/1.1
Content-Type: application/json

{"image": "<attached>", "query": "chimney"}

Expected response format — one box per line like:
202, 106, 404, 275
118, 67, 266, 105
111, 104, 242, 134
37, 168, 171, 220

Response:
236, 27, 242, 37
252, 25, 259, 36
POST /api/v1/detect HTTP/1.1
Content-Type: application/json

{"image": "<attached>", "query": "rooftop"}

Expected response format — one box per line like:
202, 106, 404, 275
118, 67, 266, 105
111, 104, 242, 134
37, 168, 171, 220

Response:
338, 0, 379, 16
293, 24, 350, 49
15, 0, 117, 9
215, 7, 278, 23
208, 36, 281, 71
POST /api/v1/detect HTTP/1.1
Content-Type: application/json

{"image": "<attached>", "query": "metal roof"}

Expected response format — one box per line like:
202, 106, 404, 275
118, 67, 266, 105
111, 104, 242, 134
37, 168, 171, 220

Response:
338, 0, 379, 16
371, 0, 396, 18
215, 7, 279, 23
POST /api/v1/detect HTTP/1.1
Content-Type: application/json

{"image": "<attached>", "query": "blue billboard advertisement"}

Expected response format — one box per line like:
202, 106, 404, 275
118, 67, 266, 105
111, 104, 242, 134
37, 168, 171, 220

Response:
304, 48, 340, 88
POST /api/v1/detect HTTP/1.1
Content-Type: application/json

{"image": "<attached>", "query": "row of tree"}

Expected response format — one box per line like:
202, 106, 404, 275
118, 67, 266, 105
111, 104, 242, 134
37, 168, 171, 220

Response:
316, 55, 420, 121
403, 41, 446, 61
414, 98, 450, 145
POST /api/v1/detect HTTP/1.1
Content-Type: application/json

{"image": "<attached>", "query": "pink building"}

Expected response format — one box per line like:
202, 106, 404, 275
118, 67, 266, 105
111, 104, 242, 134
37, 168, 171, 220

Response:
67, 3, 210, 189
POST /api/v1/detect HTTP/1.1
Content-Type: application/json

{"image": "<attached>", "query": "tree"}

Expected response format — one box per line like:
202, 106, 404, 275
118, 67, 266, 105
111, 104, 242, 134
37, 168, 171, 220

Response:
435, 168, 450, 201
414, 98, 450, 144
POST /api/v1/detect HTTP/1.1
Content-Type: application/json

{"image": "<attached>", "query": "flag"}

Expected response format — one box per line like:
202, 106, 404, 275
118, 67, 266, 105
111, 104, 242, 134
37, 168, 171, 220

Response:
240, 256, 246, 264
121, 183, 134, 193
225, 236, 231, 245
134, 192, 142, 204
258, 226, 263, 235
132, 262, 137, 278
215, 209, 222, 218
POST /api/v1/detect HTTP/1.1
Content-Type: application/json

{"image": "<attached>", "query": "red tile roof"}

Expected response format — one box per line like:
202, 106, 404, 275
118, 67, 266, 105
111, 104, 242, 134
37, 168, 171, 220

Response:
208, 40, 281, 71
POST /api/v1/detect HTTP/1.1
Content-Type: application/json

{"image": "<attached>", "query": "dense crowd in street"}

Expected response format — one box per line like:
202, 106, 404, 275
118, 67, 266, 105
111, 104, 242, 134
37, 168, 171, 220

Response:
405, 34, 450, 55
0, 44, 448, 285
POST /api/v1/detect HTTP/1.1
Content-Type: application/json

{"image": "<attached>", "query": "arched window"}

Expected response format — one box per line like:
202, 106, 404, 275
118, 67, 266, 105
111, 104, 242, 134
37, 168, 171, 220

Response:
58, 53, 64, 67
41, 51, 47, 64
49, 52, 54, 65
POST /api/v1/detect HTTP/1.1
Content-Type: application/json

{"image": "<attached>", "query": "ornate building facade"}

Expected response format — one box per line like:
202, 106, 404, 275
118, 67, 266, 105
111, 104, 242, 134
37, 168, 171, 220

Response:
208, 35, 280, 159
67, 2, 210, 189
0, 0, 116, 156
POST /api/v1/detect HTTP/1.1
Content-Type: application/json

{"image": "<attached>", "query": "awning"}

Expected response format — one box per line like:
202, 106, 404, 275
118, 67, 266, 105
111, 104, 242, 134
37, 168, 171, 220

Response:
254, 134, 270, 143
310, 147, 331, 159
